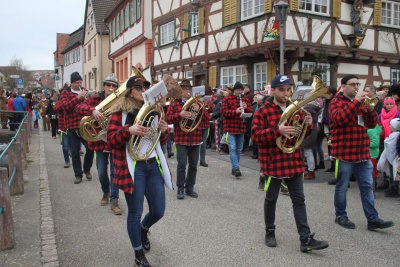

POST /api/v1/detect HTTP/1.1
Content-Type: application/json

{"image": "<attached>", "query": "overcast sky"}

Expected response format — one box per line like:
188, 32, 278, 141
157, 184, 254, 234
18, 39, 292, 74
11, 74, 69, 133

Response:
0, 0, 86, 71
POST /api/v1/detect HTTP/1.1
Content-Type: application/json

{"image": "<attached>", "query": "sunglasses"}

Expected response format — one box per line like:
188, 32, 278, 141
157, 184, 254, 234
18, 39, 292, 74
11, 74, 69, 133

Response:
105, 83, 118, 88
133, 84, 150, 91
346, 82, 361, 87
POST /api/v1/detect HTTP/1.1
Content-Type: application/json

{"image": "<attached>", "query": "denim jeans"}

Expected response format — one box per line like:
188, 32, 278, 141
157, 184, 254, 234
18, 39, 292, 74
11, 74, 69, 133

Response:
335, 160, 379, 222
67, 129, 94, 178
96, 151, 119, 200
124, 160, 166, 250
13, 112, 24, 129
316, 134, 325, 163
303, 148, 315, 171
227, 133, 244, 171
176, 145, 200, 190
200, 128, 208, 162
60, 132, 70, 163
264, 174, 311, 241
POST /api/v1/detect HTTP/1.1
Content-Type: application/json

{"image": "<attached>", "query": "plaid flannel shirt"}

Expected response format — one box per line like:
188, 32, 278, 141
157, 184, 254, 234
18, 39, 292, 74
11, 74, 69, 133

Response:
60, 87, 85, 129
107, 111, 169, 193
54, 100, 66, 132
165, 99, 202, 145
221, 94, 252, 134
251, 98, 312, 178
199, 100, 214, 130
329, 92, 377, 162
75, 93, 109, 151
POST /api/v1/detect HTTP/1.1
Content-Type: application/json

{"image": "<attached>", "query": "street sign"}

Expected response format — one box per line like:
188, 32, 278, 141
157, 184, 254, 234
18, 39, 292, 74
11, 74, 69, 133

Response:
16, 78, 24, 88
10, 75, 20, 78
55, 75, 60, 81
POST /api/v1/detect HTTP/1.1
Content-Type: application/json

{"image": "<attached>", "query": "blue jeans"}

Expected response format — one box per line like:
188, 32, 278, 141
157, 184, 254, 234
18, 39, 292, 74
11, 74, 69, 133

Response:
264, 174, 311, 241
227, 133, 244, 171
200, 129, 208, 162
60, 132, 70, 163
124, 160, 166, 250
96, 151, 119, 200
67, 129, 94, 178
176, 145, 200, 190
335, 160, 379, 222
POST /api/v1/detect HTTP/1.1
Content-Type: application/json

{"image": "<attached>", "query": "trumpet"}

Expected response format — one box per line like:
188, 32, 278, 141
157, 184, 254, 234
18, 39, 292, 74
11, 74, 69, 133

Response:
362, 96, 378, 108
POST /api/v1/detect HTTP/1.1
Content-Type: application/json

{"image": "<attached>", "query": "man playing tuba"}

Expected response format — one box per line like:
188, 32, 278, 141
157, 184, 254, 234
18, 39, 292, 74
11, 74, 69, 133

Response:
252, 74, 328, 252
75, 74, 122, 215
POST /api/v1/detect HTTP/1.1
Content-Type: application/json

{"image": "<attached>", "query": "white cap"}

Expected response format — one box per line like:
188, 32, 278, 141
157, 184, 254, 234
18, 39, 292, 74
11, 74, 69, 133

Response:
103, 73, 118, 86
390, 118, 400, 131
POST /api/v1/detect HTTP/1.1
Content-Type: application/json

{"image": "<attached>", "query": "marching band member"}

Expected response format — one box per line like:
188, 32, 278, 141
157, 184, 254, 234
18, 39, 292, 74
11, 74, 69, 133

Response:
75, 74, 122, 215
166, 79, 202, 199
220, 82, 252, 178
107, 76, 172, 267
252, 74, 328, 252
199, 97, 214, 167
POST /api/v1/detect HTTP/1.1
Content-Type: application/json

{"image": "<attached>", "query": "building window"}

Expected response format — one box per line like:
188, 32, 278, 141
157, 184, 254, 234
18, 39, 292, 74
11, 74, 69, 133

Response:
160, 21, 175, 46
116, 16, 120, 36
88, 44, 92, 61
125, 5, 130, 29
220, 65, 248, 89
131, 0, 137, 23
191, 13, 199, 36
94, 40, 96, 57
241, 0, 264, 20
382, 1, 400, 27
186, 70, 193, 79
84, 48, 86, 63
137, 0, 142, 20
391, 69, 400, 84
120, 12, 125, 31
254, 63, 267, 92
299, 0, 329, 16
302, 61, 330, 85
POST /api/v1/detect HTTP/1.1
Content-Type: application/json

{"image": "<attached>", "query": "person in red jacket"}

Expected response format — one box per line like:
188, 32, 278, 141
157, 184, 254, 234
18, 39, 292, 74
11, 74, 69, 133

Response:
59, 72, 94, 184
198, 97, 214, 167
220, 82, 252, 177
252, 74, 328, 252
166, 79, 202, 199
107, 76, 172, 267
76, 74, 122, 215
330, 74, 394, 231
54, 89, 70, 168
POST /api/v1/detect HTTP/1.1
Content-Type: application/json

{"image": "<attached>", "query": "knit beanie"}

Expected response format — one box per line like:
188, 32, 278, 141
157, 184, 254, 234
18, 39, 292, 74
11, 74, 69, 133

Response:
70, 72, 83, 83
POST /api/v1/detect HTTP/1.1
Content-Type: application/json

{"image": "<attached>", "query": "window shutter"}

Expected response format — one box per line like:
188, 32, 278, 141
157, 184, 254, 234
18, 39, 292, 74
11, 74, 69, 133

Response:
183, 13, 189, 39
209, 66, 217, 88
290, 0, 299, 12
373, 0, 382, 26
265, 0, 272, 13
332, 0, 341, 19
223, 0, 237, 27
267, 60, 276, 83
198, 7, 205, 34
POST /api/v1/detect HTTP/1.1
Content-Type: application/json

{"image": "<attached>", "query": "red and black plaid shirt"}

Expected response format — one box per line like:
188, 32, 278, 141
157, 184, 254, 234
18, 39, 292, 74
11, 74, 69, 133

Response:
329, 92, 377, 162
199, 100, 214, 130
60, 87, 85, 129
251, 98, 312, 178
221, 94, 252, 134
107, 111, 169, 193
75, 94, 109, 151
54, 100, 67, 132
165, 99, 202, 145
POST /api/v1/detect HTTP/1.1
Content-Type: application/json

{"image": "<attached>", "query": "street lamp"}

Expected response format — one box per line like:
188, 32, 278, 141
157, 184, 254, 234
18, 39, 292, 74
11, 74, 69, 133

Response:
92, 67, 97, 90
274, 1, 289, 75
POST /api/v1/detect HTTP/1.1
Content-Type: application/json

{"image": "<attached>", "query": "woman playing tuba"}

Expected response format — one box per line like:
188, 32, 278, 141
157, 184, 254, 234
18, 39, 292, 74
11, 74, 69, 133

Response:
107, 75, 173, 267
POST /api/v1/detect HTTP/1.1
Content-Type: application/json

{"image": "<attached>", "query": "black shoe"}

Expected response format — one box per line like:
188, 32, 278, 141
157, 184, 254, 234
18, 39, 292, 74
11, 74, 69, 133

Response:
318, 161, 325, 169
377, 179, 390, 190
134, 249, 151, 267
232, 169, 238, 175
235, 170, 242, 178
335, 216, 356, 229
177, 190, 185, 200
300, 233, 329, 252
185, 190, 198, 198
367, 219, 395, 231
141, 227, 150, 251
384, 187, 399, 197
265, 230, 277, 247
200, 160, 208, 167
350, 174, 356, 182
251, 155, 258, 159
327, 179, 336, 185
167, 151, 174, 158
325, 167, 335, 174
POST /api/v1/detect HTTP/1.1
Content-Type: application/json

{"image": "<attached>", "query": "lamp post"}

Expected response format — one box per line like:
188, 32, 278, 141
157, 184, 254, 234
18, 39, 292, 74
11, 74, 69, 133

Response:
274, 1, 289, 75
92, 67, 97, 90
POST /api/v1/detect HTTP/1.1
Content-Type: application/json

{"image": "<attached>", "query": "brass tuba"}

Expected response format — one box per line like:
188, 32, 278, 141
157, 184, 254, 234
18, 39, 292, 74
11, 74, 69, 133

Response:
80, 66, 144, 142
179, 80, 213, 132
128, 74, 182, 160
276, 76, 331, 153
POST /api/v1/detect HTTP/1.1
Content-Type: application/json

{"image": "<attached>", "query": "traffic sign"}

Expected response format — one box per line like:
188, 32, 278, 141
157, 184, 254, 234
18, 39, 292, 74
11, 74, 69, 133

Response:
16, 78, 24, 85
10, 75, 20, 78
55, 75, 60, 81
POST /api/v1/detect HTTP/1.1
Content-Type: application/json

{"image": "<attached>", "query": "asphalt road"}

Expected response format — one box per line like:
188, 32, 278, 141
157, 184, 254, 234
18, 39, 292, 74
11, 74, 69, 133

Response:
1, 128, 400, 267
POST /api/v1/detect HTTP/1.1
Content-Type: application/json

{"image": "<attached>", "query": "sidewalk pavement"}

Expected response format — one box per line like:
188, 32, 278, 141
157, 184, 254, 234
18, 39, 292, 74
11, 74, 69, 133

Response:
1, 128, 400, 266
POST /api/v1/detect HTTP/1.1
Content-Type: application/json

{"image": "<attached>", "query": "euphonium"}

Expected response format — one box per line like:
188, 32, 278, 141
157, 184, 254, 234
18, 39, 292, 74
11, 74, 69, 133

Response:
362, 96, 378, 108
276, 75, 331, 153
179, 80, 213, 132
80, 66, 144, 142
128, 74, 182, 160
